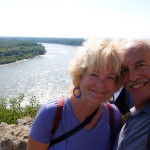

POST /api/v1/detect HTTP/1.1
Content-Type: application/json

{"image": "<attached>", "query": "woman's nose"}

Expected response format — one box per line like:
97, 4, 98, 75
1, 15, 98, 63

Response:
96, 78, 105, 87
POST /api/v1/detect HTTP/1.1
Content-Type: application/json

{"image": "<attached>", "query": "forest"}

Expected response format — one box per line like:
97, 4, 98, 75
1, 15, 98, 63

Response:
0, 37, 85, 46
0, 39, 46, 65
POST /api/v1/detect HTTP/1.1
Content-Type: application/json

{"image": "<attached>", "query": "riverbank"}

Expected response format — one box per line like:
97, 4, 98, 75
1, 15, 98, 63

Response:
0, 55, 40, 66
0, 39, 46, 65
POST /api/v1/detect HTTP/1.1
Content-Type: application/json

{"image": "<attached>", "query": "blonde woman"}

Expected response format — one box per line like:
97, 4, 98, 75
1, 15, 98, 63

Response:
27, 39, 122, 150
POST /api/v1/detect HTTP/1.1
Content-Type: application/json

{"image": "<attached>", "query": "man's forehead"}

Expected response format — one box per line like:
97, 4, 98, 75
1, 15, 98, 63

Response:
121, 39, 150, 62
122, 40, 150, 52
123, 41, 136, 49
123, 41, 143, 51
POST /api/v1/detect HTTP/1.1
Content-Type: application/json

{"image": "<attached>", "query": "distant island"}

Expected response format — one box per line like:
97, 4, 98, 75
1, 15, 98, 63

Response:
0, 39, 46, 65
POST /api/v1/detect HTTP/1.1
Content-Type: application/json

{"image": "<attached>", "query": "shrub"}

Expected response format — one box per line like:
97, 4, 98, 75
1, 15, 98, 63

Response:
0, 94, 40, 124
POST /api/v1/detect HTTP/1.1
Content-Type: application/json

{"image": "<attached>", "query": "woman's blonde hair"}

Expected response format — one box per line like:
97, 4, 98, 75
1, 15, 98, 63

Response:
69, 38, 123, 92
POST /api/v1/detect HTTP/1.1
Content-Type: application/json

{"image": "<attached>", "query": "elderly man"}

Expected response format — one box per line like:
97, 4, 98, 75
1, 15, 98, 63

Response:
113, 39, 150, 150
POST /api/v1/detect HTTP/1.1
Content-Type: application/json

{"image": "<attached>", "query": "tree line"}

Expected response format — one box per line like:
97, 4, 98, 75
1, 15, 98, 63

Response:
0, 37, 85, 46
0, 39, 46, 65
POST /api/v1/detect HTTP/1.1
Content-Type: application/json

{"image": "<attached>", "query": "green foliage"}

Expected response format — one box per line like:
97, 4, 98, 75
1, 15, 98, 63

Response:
0, 39, 46, 65
0, 37, 85, 46
0, 94, 40, 124
25, 96, 40, 118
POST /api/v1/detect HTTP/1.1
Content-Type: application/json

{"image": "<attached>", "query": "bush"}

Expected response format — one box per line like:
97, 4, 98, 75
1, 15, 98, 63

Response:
0, 94, 40, 124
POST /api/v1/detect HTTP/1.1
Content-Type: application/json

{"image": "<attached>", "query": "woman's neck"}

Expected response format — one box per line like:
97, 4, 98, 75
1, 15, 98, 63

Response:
68, 94, 103, 126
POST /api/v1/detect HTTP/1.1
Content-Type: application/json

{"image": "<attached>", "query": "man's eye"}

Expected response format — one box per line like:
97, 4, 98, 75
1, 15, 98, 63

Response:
136, 63, 145, 68
91, 73, 98, 77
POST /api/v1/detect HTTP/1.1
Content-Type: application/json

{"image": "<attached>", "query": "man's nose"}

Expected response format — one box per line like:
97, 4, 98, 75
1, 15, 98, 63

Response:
129, 69, 139, 81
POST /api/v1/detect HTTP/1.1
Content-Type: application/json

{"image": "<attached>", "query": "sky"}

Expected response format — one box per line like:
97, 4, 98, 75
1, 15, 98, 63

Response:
0, 0, 150, 39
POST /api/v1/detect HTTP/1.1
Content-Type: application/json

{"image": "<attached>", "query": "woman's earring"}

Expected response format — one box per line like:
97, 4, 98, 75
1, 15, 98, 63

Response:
73, 87, 82, 98
108, 95, 114, 104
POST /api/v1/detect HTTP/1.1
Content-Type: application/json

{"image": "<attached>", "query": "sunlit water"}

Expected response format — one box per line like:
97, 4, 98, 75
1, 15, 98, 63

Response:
0, 43, 78, 105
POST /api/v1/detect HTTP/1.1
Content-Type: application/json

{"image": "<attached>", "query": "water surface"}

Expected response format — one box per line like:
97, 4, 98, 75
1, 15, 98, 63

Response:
0, 43, 78, 105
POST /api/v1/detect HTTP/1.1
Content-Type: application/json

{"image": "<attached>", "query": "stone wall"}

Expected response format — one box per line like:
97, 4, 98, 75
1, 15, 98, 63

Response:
0, 117, 33, 150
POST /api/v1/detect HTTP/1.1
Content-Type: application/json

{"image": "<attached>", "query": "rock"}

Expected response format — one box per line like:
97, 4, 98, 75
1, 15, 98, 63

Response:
0, 117, 34, 150
1, 139, 14, 150
14, 141, 27, 150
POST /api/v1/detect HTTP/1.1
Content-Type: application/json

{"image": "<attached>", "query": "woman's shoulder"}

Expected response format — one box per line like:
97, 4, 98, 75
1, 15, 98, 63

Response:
44, 98, 58, 109
103, 103, 121, 132
103, 103, 121, 123
110, 103, 120, 113
103, 103, 120, 113
38, 99, 57, 115
41, 96, 68, 113
32, 96, 68, 127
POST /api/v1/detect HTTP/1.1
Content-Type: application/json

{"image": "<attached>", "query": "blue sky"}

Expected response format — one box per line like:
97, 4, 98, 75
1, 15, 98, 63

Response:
0, 0, 150, 39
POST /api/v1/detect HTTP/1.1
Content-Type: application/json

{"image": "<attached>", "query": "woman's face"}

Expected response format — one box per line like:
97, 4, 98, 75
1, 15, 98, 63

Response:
79, 69, 117, 104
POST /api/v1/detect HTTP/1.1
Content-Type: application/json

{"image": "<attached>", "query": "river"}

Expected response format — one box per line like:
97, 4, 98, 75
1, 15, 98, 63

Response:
0, 43, 78, 105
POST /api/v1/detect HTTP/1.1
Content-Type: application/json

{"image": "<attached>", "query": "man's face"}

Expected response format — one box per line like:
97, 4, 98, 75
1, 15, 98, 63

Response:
121, 43, 150, 108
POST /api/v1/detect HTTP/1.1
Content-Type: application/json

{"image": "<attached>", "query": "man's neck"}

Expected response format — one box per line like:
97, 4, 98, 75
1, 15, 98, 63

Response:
134, 100, 150, 111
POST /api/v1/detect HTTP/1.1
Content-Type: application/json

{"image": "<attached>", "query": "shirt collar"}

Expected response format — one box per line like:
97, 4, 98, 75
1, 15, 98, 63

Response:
130, 102, 150, 115
142, 102, 150, 114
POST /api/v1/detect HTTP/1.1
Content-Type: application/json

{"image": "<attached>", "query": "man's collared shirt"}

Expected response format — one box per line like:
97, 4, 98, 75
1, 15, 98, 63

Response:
113, 103, 150, 150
